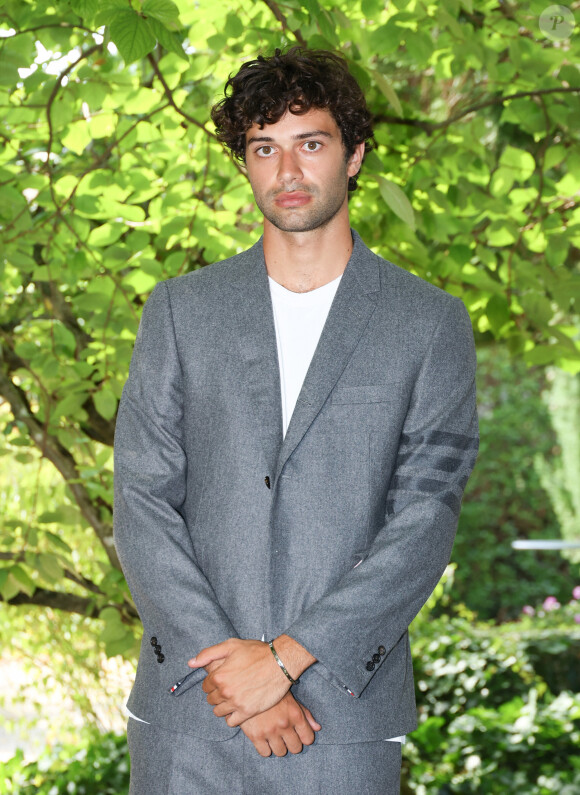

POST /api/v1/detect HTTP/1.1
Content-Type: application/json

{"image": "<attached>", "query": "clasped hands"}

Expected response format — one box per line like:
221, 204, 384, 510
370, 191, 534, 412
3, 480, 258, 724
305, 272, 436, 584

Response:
188, 636, 319, 757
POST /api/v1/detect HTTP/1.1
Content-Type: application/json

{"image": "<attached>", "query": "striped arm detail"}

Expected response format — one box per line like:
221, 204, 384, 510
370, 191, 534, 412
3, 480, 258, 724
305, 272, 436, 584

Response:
386, 429, 478, 517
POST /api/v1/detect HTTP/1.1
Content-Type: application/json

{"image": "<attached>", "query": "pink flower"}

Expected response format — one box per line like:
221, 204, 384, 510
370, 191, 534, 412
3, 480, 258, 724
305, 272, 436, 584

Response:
575, 615, 580, 625
572, 586, 580, 601
522, 605, 535, 616
543, 596, 560, 611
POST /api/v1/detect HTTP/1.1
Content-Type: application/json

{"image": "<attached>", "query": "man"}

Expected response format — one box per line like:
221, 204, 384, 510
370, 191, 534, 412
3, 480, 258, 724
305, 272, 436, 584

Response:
114, 47, 478, 794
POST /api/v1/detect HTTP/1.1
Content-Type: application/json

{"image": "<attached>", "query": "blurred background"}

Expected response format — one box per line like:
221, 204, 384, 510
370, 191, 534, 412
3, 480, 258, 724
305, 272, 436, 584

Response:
0, 0, 579, 792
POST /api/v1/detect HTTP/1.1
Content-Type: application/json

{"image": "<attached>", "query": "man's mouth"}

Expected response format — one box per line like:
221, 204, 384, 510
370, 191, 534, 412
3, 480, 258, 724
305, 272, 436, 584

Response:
274, 191, 312, 208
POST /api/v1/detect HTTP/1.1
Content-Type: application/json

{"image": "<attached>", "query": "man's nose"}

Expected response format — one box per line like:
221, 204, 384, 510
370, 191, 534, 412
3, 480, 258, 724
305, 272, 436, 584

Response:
277, 149, 303, 184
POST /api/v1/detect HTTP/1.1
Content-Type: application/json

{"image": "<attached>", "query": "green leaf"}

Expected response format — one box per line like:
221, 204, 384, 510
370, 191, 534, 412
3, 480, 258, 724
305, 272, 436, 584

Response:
520, 293, 553, 327
490, 167, 514, 197
88, 223, 126, 247
377, 177, 416, 230
485, 221, 518, 247
44, 531, 73, 554
93, 389, 118, 420
224, 12, 244, 38
372, 70, 403, 116
1, 572, 21, 601
35, 553, 64, 584
70, 0, 99, 22
38, 506, 82, 526
142, 0, 181, 29
486, 294, 511, 337
146, 18, 187, 62
10, 564, 36, 597
499, 146, 536, 182
123, 268, 158, 293
54, 391, 89, 419
109, 9, 157, 64
61, 121, 92, 155
94, 0, 127, 26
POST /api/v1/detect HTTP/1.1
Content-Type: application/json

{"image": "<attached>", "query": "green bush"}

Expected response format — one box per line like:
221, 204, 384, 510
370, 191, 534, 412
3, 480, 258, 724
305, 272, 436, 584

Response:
403, 587, 580, 794
0, 732, 129, 795
453, 347, 580, 620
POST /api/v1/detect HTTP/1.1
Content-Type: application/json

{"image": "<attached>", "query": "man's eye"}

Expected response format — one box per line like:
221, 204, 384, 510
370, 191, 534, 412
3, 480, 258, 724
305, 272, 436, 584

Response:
304, 141, 321, 151
258, 146, 274, 156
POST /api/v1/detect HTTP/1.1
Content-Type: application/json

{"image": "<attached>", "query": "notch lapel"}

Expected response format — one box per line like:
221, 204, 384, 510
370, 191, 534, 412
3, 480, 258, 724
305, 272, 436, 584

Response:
229, 239, 283, 476
274, 231, 380, 482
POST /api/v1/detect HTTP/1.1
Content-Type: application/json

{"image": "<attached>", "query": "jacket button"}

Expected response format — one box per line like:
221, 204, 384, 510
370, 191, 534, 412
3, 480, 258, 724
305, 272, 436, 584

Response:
157, 653, 165, 663
372, 653, 381, 663
378, 646, 386, 655
154, 644, 162, 654
264, 475, 271, 489
365, 661, 375, 672
150, 637, 158, 646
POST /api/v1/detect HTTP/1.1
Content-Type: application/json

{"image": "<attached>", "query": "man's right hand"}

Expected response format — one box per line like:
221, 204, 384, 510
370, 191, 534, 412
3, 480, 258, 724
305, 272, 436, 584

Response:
240, 692, 321, 757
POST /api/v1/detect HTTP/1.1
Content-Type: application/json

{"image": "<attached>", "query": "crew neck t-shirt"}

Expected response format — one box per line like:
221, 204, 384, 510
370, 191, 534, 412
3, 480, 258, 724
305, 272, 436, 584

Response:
268, 274, 342, 436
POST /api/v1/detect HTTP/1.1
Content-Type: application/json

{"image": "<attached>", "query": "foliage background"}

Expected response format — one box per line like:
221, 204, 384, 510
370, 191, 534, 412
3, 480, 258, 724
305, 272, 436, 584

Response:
1, 0, 579, 791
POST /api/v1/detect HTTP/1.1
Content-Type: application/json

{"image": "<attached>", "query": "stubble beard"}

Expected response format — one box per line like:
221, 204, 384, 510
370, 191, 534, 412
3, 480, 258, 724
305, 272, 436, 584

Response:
253, 172, 349, 233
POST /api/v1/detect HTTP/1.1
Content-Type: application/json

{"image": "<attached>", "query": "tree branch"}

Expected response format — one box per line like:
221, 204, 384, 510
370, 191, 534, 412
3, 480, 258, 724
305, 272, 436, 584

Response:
80, 397, 116, 446
147, 53, 247, 178
0, 552, 106, 597
261, 0, 307, 46
2, 589, 139, 620
0, 370, 120, 569
3, 588, 100, 616
45, 44, 102, 167
146, 53, 218, 138
34, 278, 93, 350
374, 86, 580, 134
0, 23, 94, 37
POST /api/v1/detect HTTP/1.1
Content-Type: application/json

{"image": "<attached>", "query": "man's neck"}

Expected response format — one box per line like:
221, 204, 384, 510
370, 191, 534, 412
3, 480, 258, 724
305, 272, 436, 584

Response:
263, 215, 354, 294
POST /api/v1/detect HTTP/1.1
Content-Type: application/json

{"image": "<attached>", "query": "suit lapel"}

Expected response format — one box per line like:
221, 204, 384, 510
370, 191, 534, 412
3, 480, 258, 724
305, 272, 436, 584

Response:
274, 231, 380, 482
229, 239, 283, 476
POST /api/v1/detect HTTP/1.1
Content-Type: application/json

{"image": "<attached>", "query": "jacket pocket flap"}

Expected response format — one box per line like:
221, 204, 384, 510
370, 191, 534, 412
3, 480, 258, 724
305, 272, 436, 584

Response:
331, 384, 402, 404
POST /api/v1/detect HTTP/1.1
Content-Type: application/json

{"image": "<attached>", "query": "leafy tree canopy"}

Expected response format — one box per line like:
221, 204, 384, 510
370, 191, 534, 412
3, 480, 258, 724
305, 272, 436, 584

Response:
0, 0, 579, 648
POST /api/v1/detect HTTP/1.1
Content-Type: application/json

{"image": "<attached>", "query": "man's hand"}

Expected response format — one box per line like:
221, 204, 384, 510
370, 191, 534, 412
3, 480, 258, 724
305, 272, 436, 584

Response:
189, 636, 316, 727
241, 692, 321, 757
190, 638, 290, 726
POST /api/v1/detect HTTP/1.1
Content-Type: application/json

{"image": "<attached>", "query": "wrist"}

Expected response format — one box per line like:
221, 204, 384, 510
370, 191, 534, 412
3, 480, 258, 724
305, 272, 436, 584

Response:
273, 634, 316, 681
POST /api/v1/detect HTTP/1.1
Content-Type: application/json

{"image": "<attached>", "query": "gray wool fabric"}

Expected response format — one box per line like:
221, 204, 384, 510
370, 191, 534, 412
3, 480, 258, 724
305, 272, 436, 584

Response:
114, 229, 478, 747
127, 719, 402, 794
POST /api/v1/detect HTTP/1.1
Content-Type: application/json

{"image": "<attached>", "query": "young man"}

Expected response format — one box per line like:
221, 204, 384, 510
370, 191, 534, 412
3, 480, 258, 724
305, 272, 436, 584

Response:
114, 48, 478, 794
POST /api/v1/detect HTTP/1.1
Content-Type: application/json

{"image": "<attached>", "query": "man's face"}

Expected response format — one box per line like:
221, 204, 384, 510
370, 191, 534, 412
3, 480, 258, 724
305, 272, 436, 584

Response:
244, 107, 363, 233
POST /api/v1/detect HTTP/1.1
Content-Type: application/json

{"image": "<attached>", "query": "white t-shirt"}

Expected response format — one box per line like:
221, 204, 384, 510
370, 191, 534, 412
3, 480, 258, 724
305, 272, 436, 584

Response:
269, 274, 342, 436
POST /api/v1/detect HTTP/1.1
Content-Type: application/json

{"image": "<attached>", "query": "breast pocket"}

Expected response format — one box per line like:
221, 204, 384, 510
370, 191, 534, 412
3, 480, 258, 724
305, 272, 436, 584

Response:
330, 383, 405, 405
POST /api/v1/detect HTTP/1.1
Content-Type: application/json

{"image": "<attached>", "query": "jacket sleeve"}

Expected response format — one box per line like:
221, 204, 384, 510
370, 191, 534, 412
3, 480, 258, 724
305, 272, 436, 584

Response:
114, 282, 238, 693
285, 297, 478, 698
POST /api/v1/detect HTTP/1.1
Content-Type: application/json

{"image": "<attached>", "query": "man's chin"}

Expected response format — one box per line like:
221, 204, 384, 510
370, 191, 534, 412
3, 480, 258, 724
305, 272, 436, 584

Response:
265, 209, 338, 234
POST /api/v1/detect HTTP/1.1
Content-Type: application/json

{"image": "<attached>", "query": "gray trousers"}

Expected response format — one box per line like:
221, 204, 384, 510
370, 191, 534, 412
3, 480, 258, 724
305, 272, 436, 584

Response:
127, 718, 402, 794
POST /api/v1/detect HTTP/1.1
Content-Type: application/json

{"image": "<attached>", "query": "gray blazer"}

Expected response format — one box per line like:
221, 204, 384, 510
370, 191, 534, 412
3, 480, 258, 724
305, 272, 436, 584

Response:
114, 230, 478, 744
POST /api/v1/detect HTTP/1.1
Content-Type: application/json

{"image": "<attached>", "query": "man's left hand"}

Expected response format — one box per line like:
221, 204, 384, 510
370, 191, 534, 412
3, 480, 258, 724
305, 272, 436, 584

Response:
190, 638, 291, 726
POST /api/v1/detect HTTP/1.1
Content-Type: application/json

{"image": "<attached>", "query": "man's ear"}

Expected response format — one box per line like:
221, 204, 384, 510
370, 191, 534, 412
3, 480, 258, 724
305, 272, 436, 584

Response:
347, 141, 366, 179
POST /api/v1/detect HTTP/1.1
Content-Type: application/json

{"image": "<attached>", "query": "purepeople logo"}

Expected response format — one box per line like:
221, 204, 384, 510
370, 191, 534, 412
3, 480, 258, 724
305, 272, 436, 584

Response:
539, 5, 575, 39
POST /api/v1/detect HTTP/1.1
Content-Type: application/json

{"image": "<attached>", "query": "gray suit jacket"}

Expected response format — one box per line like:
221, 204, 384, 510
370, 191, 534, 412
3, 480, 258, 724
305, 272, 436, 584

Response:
114, 230, 478, 744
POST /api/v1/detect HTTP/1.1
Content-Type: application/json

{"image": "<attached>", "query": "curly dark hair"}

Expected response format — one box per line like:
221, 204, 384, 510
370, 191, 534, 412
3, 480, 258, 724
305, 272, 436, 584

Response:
211, 47, 374, 191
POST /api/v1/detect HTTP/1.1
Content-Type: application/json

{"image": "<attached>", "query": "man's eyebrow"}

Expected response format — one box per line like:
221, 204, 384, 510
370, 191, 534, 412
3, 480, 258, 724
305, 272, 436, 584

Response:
246, 129, 334, 145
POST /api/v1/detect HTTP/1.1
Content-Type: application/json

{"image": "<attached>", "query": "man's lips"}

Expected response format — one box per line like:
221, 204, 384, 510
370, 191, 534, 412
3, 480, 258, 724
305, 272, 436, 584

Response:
274, 191, 312, 208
